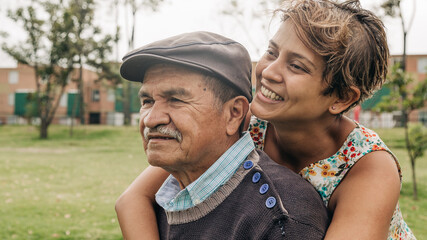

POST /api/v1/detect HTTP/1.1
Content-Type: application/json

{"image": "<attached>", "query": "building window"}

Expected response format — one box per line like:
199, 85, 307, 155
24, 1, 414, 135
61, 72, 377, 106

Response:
417, 57, 427, 73
390, 57, 403, 67
107, 89, 115, 102
420, 110, 427, 126
8, 93, 15, 106
60, 94, 67, 107
92, 89, 100, 102
8, 71, 19, 84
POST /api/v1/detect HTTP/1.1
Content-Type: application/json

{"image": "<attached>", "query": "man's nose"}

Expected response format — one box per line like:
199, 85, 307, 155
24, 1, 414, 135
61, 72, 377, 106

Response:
143, 103, 170, 129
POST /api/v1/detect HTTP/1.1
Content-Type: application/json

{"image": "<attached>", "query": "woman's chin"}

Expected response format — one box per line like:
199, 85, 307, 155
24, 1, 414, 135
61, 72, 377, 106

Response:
250, 100, 270, 120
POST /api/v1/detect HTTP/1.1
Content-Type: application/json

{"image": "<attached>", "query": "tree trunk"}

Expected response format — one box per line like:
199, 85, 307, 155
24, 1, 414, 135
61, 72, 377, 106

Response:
403, 112, 418, 200
70, 93, 79, 137
122, 4, 137, 126
402, 31, 407, 71
40, 118, 48, 139
123, 81, 131, 125
410, 157, 418, 200
78, 59, 85, 125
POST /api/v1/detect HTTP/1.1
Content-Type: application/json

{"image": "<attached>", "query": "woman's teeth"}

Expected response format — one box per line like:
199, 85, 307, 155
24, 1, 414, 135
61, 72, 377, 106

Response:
261, 86, 283, 101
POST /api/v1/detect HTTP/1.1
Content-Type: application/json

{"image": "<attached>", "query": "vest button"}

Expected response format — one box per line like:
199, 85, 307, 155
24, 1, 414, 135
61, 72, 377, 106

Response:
243, 160, 254, 169
252, 172, 261, 183
259, 183, 269, 194
266, 196, 276, 209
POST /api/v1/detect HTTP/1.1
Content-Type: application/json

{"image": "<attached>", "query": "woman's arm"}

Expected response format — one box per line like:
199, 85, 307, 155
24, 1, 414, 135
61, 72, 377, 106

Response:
115, 166, 170, 240
325, 151, 401, 239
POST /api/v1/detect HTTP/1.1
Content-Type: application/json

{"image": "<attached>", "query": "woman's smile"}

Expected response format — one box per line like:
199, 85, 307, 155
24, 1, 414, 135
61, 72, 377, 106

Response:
259, 85, 284, 101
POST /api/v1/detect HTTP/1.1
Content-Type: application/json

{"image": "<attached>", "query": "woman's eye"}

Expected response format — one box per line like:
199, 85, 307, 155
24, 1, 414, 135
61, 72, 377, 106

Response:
266, 49, 276, 57
290, 63, 308, 73
290, 64, 302, 69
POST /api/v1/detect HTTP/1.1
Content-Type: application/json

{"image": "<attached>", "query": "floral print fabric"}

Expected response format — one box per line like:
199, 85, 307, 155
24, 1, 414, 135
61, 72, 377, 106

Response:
248, 115, 268, 151
248, 115, 416, 240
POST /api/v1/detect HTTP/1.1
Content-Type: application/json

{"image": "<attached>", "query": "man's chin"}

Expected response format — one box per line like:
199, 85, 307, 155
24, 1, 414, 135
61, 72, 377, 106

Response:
146, 153, 168, 167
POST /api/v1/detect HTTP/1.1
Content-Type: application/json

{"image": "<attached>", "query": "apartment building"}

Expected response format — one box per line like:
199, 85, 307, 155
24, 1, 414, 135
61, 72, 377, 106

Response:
0, 63, 121, 125
1, 55, 426, 127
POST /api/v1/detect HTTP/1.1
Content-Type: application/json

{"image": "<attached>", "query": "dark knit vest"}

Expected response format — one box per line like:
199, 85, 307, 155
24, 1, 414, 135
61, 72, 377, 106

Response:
156, 150, 330, 239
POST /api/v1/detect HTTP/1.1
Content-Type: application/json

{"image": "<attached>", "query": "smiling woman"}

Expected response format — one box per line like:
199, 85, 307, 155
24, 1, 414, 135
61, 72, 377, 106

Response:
251, 20, 331, 124
246, 0, 415, 239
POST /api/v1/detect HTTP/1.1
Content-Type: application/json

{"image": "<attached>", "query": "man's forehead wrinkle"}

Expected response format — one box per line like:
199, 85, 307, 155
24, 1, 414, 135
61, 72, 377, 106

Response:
163, 88, 191, 97
139, 84, 194, 98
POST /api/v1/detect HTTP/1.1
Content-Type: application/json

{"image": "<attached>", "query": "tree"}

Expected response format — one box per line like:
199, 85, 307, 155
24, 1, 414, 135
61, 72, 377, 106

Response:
65, 0, 116, 135
69, 0, 96, 126
221, 0, 282, 57
3, 0, 116, 138
2, 2, 76, 139
407, 123, 427, 199
374, 63, 427, 200
121, 0, 166, 125
377, 0, 424, 200
381, 0, 416, 71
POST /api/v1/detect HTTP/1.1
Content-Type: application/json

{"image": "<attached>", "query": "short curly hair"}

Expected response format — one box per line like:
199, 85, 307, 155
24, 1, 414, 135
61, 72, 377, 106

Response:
275, 0, 389, 111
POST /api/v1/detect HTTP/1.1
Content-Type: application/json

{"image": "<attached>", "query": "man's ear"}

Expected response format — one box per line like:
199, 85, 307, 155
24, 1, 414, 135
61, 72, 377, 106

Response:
223, 96, 249, 136
329, 86, 361, 114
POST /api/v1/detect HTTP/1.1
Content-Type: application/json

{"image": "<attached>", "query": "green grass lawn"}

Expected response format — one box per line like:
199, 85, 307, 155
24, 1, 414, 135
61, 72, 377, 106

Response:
0, 125, 426, 239
0, 125, 147, 239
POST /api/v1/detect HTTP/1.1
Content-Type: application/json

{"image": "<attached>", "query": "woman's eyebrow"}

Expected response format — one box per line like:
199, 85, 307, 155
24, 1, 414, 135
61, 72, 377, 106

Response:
269, 40, 316, 70
288, 52, 317, 70
269, 40, 279, 49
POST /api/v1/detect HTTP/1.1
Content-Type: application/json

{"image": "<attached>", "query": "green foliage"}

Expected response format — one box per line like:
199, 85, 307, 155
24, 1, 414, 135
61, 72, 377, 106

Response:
408, 123, 427, 160
375, 62, 427, 199
374, 63, 420, 113
2, 0, 117, 137
411, 77, 427, 110
3, 6, 44, 66
374, 63, 427, 115
24, 93, 40, 119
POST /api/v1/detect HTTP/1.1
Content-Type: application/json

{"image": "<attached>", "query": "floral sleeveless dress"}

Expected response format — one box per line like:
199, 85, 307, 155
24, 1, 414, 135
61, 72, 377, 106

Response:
248, 115, 416, 240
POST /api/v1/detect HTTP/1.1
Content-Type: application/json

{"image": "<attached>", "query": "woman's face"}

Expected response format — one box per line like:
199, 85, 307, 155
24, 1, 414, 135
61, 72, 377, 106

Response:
250, 20, 336, 125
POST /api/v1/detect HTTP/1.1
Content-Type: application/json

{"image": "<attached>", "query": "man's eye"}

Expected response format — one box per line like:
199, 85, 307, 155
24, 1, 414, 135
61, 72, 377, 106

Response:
141, 99, 154, 106
170, 97, 183, 103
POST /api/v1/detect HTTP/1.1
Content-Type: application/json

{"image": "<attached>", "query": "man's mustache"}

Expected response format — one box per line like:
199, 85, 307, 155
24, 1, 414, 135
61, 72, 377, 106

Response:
143, 125, 182, 143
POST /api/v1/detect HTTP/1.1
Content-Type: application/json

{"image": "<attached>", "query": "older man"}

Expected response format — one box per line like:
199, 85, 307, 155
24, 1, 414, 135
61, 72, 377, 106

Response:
119, 32, 329, 239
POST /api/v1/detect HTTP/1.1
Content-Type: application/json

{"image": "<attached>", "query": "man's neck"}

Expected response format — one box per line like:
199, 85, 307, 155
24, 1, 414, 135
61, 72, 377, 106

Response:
168, 135, 239, 189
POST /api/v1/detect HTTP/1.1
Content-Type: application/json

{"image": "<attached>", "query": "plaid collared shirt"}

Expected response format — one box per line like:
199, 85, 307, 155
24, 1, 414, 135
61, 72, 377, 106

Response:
155, 132, 255, 211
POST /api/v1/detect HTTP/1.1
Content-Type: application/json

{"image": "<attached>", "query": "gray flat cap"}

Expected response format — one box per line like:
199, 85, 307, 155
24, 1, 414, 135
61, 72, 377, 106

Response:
120, 31, 252, 102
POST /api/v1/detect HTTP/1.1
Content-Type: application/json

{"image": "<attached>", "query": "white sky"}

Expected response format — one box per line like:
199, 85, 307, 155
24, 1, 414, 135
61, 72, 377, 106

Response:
0, 0, 426, 68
